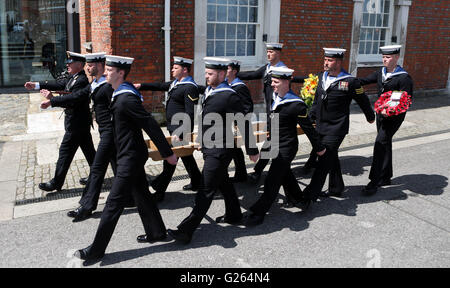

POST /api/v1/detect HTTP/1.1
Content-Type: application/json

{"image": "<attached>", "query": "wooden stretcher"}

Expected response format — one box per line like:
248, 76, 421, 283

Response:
146, 121, 306, 161
51, 91, 71, 95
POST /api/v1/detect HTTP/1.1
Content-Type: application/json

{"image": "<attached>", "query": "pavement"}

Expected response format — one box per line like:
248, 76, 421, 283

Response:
0, 89, 449, 268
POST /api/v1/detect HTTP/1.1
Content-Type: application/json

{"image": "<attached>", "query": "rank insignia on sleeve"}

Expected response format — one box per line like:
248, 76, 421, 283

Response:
338, 81, 349, 91
188, 94, 199, 102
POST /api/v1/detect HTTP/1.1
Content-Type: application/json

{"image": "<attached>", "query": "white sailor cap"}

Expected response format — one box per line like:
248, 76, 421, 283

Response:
266, 43, 284, 51
105, 55, 134, 69
173, 56, 194, 67
269, 66, 294, 80
85, 52, 106, 63
65, 51, 86, 64
323, 48, 346, 58
204, 57, 229, 70
227, 59, 241, 69
379, 45, 401, 55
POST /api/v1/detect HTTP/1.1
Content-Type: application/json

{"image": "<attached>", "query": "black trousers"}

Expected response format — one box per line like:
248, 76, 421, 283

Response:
151, 154, 201, 195
177, 152, 241, 236
231, 147, 248, 178
89, 167, 166, 255
79, 128, 117, 211
305, 134, 345, 200
254, 115, 272, 175
249, 155, 303, 216
52, 130, 96, 188
253, 139, 271, 175
369, 113, 405, 183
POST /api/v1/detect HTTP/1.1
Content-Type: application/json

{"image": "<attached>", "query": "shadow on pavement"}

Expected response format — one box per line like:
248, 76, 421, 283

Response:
84, 157, 448, 267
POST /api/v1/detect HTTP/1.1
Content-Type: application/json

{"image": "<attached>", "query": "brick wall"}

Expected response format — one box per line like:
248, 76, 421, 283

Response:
79, 0, 91, 54
79, 0, 449, 112
355, 66, 379, 96
108, 0, 165, 112
244, 0, 356, 102
404, 0, 450, 91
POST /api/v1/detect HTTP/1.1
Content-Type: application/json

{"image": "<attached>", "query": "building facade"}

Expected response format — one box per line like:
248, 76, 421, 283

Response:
2, 1, 449, 112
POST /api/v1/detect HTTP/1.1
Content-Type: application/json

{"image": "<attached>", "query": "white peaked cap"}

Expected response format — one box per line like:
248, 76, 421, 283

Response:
204, 57, 229, 70
85, 52, 106, 63
105, 55, 134, 68
269, 66, 294, 79
266, 43, 284, 50
379, 45, 402, 55
323, 48, 346, 58
173, 56, 194, 66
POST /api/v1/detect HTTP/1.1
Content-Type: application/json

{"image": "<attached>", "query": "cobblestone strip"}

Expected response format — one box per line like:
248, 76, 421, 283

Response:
0, 93, 28, 137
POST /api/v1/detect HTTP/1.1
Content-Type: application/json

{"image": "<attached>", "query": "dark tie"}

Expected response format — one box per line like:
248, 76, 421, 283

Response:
65, 76, 76, 92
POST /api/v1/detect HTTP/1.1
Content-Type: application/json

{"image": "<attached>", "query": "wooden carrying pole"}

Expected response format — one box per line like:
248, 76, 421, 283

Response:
146, 122, 306, 161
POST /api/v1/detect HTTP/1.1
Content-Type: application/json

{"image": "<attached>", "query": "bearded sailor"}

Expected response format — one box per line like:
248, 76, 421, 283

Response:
168, 57, 259, 244
303, 48, 375, 206
24, 51, 95, 192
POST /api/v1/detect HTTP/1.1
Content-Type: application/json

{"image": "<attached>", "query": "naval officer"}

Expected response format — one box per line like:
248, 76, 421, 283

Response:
225, 59, 254, 182
24, 51, 95, 192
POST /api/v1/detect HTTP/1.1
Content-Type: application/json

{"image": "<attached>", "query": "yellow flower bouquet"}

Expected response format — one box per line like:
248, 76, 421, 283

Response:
300, 73, 319, 108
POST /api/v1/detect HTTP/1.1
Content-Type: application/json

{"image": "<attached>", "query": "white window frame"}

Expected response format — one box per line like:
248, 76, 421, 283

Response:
206, 0, 264, 66
194, 0, 280, 83
357, 0, 395, 63
349, 0, 412, 75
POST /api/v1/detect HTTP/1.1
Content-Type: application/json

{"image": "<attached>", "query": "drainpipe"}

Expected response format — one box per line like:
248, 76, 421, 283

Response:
162, 0, 171, 104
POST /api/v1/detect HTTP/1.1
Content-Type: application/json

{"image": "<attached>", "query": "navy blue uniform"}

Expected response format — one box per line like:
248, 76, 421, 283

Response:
305, 70, 375, 200
75, 76, 117, 211
176, 81, 259, 238
40, 71, 95, 189
140, 77, 201, 198
237, 63, 286, 175
229, 78, 253, 180
89, 82, 173, 256
237, 63, 306, 176
249, 91, 323, 216
358, 66, 413, 185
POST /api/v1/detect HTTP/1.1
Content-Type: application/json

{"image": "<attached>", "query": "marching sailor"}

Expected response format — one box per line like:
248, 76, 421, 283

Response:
243, 66, 325, 226
225, 59, 254, 182
75, 55, 177, 262
359, 45, 414, 196
168, 57, 259, 244
135, 56, 202, 202
67, 52, 119, 222
237, 43, 287, 182
24, 51, 95, 192
303, 48, 375, 205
